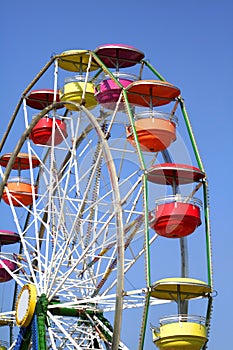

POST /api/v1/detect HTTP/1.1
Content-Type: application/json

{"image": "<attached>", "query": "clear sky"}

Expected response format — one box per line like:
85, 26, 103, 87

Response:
0, 0, 232, 349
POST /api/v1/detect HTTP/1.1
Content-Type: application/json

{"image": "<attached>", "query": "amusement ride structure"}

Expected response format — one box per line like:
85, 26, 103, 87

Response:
0, 44, 213, 349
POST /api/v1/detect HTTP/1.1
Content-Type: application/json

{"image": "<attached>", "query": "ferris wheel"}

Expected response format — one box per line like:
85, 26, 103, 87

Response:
0, 44, 214, 350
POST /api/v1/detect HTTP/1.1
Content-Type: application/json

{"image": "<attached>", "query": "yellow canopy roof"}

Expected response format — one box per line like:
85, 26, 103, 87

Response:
58, 50, 99, 72
150, 277, 211, 300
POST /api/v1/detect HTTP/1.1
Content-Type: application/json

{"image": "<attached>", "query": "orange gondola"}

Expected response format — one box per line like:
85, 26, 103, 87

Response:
2, 178, 37, 207
126, 111, 177, 152
126, 80, 180, 107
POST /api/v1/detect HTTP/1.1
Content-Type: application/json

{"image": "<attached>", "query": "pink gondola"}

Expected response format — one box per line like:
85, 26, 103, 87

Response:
95, 73, 136, 109
0, 230, 20, 245
0, 259, 16, 282
94, 44, 145, 68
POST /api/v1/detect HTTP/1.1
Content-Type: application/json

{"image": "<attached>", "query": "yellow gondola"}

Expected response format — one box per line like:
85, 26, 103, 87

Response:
60, 76, 97, 110
152, 319, 207, 350
151, 278, 211, 350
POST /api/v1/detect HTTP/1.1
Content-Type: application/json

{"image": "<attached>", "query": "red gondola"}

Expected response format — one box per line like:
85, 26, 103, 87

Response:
150, 196, 202, 238
30, 117, 68, 146
147, 163, 205, 185
0, 153, 40, 170
26, 89, 61, 110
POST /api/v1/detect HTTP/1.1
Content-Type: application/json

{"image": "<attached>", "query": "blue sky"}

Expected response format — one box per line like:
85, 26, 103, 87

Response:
0, 0, 232, 348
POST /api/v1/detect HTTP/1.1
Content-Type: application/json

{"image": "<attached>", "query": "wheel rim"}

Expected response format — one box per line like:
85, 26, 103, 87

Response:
0, 102, 154, 349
